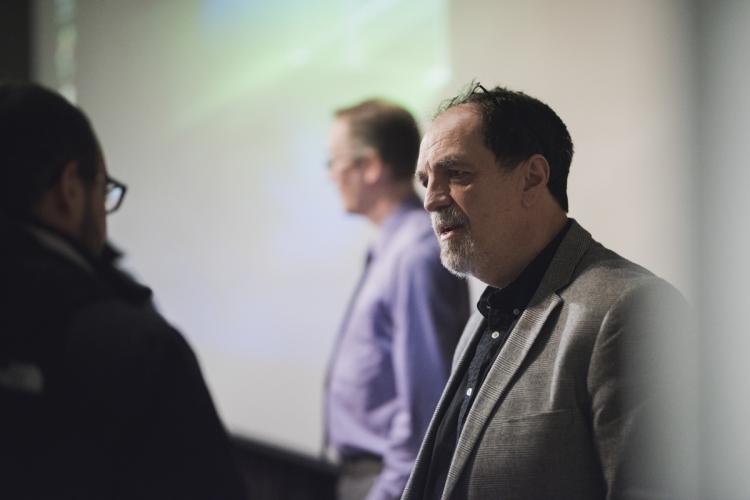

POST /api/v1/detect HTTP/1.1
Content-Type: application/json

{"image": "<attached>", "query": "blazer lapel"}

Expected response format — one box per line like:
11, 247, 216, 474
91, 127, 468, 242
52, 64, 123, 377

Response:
440, 220, 593, 499
440, 293, 561, 498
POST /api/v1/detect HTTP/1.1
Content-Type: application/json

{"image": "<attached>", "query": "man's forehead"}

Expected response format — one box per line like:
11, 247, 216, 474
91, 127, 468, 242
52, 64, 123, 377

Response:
328, 118, 349, 143
328, 117, 363, 153
419, 105, 483, 166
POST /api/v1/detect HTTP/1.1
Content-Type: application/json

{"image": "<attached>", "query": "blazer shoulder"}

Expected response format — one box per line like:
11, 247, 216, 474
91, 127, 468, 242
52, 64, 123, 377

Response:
562, 239, 684, 315
66, 298, 196, 382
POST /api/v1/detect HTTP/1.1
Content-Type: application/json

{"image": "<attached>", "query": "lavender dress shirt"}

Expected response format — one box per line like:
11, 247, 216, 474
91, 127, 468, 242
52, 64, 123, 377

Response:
326, 198, 470, 500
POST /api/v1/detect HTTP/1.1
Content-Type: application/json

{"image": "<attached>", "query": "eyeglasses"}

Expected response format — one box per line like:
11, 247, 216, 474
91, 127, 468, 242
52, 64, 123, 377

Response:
467, 81, 547, 171
442, 81, 497, 109
470, 81, 492, 97
326, 155, 366, 174
104, 176, 127, 214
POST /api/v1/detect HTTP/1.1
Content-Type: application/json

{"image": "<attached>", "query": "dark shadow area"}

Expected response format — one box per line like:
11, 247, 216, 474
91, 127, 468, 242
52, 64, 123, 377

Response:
233, 435, 337, 500
0, 0, 31, 81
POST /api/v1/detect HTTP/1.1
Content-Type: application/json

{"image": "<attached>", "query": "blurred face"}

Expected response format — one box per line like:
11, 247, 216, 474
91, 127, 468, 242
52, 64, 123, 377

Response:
416, 105, 527, 284
327, 117, 369, 214
79, 151, 108, 256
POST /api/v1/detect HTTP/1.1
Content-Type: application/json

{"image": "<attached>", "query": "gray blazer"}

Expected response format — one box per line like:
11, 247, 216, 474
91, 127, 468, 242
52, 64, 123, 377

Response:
402, 220, 684, 500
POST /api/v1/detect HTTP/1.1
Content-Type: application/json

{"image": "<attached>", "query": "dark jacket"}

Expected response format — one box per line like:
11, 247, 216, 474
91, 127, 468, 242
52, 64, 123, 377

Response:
0, 212, 246, 500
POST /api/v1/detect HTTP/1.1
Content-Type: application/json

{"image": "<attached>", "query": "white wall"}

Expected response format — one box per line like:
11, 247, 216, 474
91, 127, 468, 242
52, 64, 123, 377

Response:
446, 0, 694, 296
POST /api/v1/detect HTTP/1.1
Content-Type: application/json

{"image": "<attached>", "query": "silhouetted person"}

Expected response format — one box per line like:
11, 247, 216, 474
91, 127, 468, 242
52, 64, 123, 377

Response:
0, 82, 246, 500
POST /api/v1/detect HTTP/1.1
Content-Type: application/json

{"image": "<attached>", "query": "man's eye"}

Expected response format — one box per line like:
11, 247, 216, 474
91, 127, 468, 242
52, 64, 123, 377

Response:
448, 169, 468, 180
417, 175, 428, 188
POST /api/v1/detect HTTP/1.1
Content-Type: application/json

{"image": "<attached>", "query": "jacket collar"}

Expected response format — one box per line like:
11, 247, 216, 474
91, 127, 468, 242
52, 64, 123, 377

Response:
0, 210, 151, 305
25, 225, 95, 273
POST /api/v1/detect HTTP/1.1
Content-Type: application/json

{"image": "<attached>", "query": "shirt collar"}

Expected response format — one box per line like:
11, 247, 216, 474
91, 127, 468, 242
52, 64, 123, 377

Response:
478, 219, 572, 318
25, 225, 95, 273
370, 195, 423, 260
0, 209, 98, 272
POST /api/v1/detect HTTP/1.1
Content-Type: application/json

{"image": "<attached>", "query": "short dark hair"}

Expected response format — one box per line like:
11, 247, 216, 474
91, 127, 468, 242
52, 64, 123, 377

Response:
438, 82, 573, 211
335, 99, 421, 181
0, 82, 99, 215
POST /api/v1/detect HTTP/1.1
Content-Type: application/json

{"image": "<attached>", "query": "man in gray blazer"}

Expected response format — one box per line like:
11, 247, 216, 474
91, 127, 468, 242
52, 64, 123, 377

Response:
404, 83, 685, 500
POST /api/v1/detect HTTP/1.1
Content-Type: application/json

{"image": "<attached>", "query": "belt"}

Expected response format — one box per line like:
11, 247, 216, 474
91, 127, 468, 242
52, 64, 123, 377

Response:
340, 453, 383, 476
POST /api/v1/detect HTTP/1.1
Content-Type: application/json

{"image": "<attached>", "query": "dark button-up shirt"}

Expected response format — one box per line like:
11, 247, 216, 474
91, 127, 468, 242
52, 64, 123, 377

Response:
423, 220, 571, 500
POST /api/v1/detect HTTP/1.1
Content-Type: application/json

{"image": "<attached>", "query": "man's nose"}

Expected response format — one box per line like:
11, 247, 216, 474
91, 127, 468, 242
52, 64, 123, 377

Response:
423, 181, 451, 212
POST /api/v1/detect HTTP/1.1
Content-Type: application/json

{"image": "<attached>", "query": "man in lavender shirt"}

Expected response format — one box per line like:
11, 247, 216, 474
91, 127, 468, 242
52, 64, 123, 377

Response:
325, 99, 470, 500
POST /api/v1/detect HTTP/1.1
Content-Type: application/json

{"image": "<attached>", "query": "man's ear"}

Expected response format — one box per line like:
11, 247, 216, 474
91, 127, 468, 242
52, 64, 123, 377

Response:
361, 149, 385, 185
32, 160, 86, 235
520, 154, 551, 208
52, 160, 85, 215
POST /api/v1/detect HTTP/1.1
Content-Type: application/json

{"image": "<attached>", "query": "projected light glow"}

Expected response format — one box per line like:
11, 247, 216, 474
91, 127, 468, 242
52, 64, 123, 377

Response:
44, 0, 452, 453
170, 0, 453, 129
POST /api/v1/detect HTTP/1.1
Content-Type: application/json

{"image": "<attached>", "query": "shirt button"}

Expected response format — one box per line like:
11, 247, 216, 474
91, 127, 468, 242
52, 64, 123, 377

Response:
491, 331, 500, 339
512, 308, 520, 315
466, 387, 473, 397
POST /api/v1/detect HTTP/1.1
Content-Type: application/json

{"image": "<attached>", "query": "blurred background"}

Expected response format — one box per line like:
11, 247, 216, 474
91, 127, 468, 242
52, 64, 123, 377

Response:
2, 0, 748, 498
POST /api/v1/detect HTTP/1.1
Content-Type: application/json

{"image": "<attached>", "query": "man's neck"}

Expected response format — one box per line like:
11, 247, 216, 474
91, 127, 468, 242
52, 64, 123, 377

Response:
485, 212, 568, 289
365, 183, 418, 226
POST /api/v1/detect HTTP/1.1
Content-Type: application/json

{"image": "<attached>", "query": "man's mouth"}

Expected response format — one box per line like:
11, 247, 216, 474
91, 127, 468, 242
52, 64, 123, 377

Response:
437, 224, 465, 240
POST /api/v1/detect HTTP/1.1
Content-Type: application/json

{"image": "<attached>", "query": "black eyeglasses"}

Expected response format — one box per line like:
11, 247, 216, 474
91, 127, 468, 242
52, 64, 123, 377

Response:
104, 176, 127, 214
466, 81, 507, 113
442, 81, 497, 109
470, 81, 492, 97
468, 81, 547, 170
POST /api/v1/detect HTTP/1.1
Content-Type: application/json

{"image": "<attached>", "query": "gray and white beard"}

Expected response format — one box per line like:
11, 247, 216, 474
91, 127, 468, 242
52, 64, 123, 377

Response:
439, 233, 475, 278
431, 206, 477, 278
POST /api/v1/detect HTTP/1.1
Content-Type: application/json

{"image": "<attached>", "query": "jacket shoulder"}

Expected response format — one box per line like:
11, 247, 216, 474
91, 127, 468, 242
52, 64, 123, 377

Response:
562, 240, 680, 307
67, 298, 192, 368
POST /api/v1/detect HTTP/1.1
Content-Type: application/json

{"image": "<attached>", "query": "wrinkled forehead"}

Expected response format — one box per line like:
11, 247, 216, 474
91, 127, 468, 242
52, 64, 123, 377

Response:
418, 105, 485, 168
